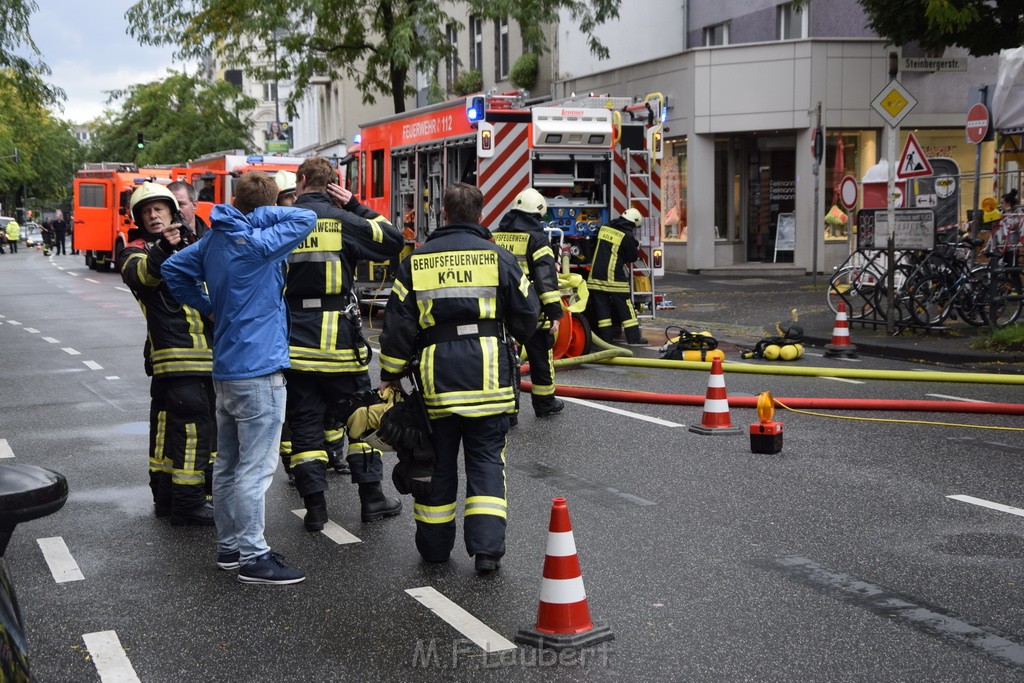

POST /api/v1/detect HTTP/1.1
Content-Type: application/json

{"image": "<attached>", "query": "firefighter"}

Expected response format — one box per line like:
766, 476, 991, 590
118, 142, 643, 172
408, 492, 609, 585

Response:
379, 183, 540, 574
5, 220, 18, 253
118, 182, 215, 526
286, 156, 406, 530
275, 170, 297, 206
588, 207, 648, 346
493, 188, 564, 418
168, 181, 209, 239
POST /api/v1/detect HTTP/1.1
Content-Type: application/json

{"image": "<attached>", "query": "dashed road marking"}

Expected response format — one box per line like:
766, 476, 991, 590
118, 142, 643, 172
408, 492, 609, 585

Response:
820, 376, 865, 384
83, 360, 103, 371
948, 494, 1024, 518
0, 439, 13, 459
927, 394, 987, 403
405, 586, 517, 653
37, 537, 85, 583
7, 320, 21, 326
66, 271, 78, 277
114, 286, 131, 293
82, 631, 141, 682
560, 396, 683, 427
61, 347, 81, 355
23, 327, 39, 333
43, 337, 59, 343
85, 278, 100, 284
105, 376, 120, 381
290, 509, 361, 544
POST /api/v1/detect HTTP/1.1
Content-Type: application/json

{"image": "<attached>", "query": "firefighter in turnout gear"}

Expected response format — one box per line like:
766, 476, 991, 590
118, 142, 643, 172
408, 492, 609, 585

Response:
379, 183, 541, 574
287, 157, 406, 530
493, 188, 565, 418
118, 182, 216, 525
588, 207, 648, 346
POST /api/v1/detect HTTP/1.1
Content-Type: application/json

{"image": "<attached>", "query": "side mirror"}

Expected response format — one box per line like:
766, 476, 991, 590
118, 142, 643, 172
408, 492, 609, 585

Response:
0, 464, 68, 556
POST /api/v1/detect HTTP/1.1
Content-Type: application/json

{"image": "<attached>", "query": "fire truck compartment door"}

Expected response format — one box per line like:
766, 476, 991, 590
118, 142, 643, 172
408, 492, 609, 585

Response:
532, 108, 613, 149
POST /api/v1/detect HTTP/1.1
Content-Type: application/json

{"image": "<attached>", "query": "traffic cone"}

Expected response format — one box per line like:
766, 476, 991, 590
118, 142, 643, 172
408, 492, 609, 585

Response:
824, 301, 857, 358
688, 356, 741, 435
515, 498, 614, 651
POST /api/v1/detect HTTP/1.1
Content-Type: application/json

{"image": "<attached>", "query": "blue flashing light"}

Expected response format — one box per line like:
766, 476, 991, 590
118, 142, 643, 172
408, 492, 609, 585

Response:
246, 155, 265, 163
352, 133, 362, 145
466, 95, 486, 123
661, 105, 669, 123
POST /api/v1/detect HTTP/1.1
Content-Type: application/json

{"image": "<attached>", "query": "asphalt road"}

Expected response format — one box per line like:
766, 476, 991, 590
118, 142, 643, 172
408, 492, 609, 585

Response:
1, 252, 1024, 681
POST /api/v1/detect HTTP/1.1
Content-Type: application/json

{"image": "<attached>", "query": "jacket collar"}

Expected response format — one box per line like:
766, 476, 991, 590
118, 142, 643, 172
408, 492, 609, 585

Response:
426, 222, 493, 242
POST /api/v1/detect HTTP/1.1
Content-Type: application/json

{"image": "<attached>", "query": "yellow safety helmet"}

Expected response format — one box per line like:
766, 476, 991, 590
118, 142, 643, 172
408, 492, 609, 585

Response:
514, 187, 548, 216
130, 182, 178, 226
622, 207, 643, 227
275, 170, 297, 196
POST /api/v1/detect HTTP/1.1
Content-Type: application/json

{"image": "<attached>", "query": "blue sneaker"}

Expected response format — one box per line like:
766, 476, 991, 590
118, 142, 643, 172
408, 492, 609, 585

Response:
217, 550, 240, 571
237, 552, 305, 585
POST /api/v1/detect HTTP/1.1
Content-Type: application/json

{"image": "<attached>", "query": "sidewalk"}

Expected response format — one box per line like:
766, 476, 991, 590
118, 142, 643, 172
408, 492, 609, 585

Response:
632, 272, 1024, 371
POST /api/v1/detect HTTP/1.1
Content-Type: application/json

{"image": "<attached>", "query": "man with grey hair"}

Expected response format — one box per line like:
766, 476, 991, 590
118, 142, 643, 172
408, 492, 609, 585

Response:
169, 180, 209, 239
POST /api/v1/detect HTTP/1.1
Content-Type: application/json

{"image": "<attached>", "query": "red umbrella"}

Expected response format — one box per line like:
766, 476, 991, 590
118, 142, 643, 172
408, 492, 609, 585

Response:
832, 133, 845, 205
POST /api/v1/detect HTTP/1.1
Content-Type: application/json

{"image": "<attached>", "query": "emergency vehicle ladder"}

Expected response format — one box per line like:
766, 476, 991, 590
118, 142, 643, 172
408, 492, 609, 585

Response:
626, 148, 657, 320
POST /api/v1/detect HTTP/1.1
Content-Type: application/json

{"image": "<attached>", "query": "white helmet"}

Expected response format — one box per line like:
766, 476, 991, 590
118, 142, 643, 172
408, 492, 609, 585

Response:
130, 182, 179, 226
622, 207, 643, 227
274, 170, 297, 196
514, 188, 547, 216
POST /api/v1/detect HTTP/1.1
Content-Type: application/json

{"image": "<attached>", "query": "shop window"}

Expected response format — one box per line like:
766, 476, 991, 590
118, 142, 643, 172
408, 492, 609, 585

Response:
663, 139, 688, 242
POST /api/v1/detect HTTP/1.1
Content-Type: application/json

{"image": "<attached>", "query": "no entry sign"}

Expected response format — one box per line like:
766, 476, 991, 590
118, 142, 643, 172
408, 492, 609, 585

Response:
966, 103, 990, 144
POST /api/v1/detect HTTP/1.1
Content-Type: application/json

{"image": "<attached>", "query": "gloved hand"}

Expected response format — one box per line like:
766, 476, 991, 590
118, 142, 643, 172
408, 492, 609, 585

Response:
392, 457, 433, 497
543, 301, 564, 321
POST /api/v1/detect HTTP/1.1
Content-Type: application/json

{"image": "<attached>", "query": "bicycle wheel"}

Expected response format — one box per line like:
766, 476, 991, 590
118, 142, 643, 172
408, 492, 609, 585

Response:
906, 273, 951, 327
872, 263, 916, 324
956, 268, 989, 326
979, 270, 1024, 328
827, 265, 882, 317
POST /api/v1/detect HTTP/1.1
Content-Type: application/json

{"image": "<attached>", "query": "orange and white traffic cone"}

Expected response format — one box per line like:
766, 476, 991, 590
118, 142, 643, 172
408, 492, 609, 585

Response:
824, 301, 857, 358
515, 497, 614, 651
688, 356, 741, 435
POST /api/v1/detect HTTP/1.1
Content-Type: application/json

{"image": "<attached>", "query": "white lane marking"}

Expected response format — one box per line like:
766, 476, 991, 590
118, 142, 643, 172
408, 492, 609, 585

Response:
43, 336, 59, 343
0, 440, 13, 459
560, 396, 683, 427
23, 327, 39, 333
835, 356, 862, 363
926, 394, 988, 403
83, 360, 103, 371
820, 376, 865, 384
62, 347, 81, 356
66, 271, 78, 277
105, 376, 120, 381
56, 267, 65, 271
37, 537, 85, 583
82, 631, 141, 682
7, 320, 21, 326
114, 286, 131, 293
85, 278, 100, 284
290, 510, 361, 544
948, 494, 1024, 519
405, 586, 517, 653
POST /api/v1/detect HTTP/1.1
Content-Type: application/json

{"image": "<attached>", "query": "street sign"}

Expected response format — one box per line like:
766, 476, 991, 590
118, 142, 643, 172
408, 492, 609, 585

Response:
966, 102, 990, 144
898, 132, 934, 178
901, 56, 967, 72
855, 209, 936, 250
838, 175, 859, 210
871, 79, 918, 128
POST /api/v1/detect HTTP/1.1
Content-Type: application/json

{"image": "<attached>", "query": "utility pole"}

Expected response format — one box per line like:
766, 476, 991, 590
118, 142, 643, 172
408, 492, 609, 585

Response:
812, 102, 822, 286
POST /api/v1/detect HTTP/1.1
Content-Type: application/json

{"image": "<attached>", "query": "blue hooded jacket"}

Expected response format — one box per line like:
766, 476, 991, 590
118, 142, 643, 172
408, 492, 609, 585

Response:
161, 203, 316, 380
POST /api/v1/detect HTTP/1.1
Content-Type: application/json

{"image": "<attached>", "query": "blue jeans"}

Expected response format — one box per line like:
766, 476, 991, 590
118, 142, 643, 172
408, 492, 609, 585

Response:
213, 372, 287, 564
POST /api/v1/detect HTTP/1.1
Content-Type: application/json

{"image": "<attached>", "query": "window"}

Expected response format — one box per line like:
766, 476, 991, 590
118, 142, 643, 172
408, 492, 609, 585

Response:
494, 17, 509, 81
262, 81, 278, 103
78, 184, 106, 208
469, 15, 483, 73
371, 149, 385, 199
445, 23, 459, 87
779, 2, 808, 40
703, 22, 729, 47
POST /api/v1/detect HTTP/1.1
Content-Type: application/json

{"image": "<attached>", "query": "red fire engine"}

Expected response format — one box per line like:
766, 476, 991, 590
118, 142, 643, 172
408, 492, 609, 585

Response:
342, 91, 666, 315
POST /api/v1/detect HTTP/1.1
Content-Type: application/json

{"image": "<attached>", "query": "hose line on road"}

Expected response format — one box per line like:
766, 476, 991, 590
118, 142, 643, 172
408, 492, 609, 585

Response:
772, 399, 1024, 432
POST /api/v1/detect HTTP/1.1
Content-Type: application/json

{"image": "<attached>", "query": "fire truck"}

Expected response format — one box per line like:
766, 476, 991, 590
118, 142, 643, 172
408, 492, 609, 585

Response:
72, 163, 173, 270
342, 91, 666, 316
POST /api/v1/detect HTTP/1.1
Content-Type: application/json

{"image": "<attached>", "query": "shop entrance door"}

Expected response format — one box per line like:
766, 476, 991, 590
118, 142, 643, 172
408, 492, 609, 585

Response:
747, 137, 796, 262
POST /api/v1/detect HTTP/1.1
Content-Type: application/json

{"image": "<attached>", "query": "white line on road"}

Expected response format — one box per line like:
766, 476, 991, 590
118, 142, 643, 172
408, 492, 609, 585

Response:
37, 537, 85, 583
82, 631, 141, 682
405, 586, 517, 652
290, 509, 361, 544
560, 396, 683, 427
105, 376, 120, 381
61, 347, 81, 356
85, 278, 100, 284
66, 271, 78, 277
0, 440, 13, 459
7, 320, 21, 326
114, 286, 130, 293
83, 360, 103, 371
23, 327, 39, 333
42, 336, 59, 343
820, 376, 865, 384
948, 494, 1024, 518
926, 394, 988, 403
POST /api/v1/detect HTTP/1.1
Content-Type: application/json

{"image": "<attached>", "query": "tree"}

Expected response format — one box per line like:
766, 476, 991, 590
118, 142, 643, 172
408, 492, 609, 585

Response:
0, 0, 63, 107
85, 72, 258, 165
126, 0, 621, 115
858, 0, 1024, 56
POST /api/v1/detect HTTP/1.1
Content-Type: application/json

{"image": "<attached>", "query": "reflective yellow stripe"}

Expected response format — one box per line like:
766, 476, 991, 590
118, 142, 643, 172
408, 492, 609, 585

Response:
367, 216, 387, 242
279, 440, 292, 456
531, 246, 554, 262
379, 353, 407, 376
392, 279, 408, 301
171, 470, 205, 485
417, 298, 435, 327
413, 502, 456, 524
518, 272, 531, 297
154, 410, 167, 460
481, 337, 499, 392
465, 495, 507, 518
347, 441, 381, 456
152, 360, 214, 375
319, 311, 339, 350
539, 290, 561, 305
125, 253, 160, 287
532, 382, 555, 397
184, 307, 208, 350
151, 348, 214, 361
423, 345, 437, 396
291, 450, 328, 467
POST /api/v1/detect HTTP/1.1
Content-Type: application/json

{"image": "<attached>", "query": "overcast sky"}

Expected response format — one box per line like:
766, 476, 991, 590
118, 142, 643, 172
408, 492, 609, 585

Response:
30, 1, 190, 124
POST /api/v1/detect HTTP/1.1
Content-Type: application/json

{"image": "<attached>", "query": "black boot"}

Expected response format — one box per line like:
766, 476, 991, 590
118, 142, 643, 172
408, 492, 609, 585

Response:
303, 491, 328, 531
358, 482, 402, 522
171, 503, 215, 527
327, 448, 351, 475
534, 398, 565, 418
475, 554, 501, 575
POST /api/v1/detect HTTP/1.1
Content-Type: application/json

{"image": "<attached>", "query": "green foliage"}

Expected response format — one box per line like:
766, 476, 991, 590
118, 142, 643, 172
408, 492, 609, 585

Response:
452, 70, 483, 97
427, 78, 446, 105
85, 72, 257, 165
971, 323, 1024, 352
510, 52, 539, 90
859, 0, 1022, 56
126, 0, 620, 115
0, 0, 64, 107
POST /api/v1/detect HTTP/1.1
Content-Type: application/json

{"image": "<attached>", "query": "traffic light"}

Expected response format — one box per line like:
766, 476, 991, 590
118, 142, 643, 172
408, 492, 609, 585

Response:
137, 131, 145, 149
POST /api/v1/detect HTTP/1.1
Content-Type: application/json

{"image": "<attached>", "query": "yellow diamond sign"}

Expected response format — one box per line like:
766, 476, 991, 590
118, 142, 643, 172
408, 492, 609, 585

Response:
871, 79, 918, 127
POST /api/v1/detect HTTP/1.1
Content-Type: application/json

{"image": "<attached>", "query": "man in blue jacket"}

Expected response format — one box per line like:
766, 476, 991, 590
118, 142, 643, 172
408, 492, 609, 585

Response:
162, 172, 316, 585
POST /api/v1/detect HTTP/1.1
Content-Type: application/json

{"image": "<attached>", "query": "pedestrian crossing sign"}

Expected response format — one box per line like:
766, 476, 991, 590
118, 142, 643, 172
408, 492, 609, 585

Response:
897, 132, 933, 178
